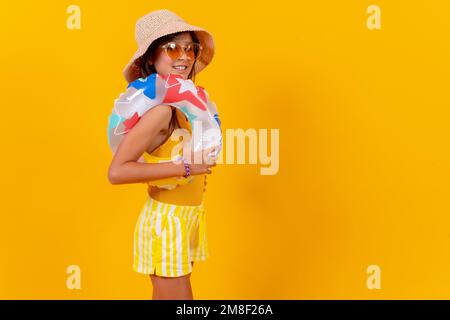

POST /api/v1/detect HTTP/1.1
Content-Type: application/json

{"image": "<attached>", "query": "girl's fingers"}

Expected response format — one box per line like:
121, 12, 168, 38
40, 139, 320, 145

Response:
205, 153, 217, 165
206, 160, 216, 167
206, 145, 217, 152
204, 145, 219, 155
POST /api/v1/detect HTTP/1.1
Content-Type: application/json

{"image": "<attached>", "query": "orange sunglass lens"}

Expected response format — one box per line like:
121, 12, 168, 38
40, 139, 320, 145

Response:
166, 43, 198, 60
166, 44, 182, 60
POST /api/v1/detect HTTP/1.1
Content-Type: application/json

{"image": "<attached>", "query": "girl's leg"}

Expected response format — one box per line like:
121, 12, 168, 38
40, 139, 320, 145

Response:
149, 262, 195, 300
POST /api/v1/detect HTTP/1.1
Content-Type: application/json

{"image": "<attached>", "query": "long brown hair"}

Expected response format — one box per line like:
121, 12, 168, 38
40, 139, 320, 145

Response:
135, 31, 200, 83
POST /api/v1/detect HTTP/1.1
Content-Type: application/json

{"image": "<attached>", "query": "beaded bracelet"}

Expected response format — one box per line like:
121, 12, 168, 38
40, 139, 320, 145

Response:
182, 158, 191, 178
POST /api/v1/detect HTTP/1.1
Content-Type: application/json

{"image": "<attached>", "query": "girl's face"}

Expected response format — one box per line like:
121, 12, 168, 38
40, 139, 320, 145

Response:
148, 32, 196, 80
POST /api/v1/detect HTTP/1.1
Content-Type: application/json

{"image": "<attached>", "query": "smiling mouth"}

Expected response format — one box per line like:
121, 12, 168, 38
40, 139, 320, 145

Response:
173, 65, 188, 71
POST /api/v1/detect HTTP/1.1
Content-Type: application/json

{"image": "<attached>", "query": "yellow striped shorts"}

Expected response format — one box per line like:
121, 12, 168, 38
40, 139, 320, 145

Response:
133, 196, 209, 277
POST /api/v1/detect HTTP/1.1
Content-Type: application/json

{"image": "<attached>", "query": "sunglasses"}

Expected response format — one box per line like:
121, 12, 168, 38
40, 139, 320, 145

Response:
160, 41, 203, 61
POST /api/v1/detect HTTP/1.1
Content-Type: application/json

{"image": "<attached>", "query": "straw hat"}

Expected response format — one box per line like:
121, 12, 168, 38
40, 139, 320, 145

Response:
123, 9, 215, 83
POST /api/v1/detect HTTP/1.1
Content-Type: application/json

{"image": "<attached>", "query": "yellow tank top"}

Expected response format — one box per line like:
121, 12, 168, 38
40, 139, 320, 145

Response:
145, 108, 206, 206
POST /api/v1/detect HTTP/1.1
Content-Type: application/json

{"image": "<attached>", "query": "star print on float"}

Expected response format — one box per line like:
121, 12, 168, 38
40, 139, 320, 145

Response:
126, 72, 157, 99
107, 72, 222, 159
160, 73, 208, 111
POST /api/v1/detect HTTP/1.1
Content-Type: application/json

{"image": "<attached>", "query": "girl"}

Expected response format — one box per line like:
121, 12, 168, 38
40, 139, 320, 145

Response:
108, 9, 218, 300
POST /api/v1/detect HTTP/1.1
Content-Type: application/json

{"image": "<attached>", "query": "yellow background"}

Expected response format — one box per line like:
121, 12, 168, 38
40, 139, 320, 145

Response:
1, 0, 449, 299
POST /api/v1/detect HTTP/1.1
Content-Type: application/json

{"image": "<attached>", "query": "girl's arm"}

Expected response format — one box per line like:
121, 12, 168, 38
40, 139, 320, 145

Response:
107, 104, 185, 185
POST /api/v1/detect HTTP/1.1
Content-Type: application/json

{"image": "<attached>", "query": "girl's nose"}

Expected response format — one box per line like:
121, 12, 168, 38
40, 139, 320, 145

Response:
179, 48, 192, 61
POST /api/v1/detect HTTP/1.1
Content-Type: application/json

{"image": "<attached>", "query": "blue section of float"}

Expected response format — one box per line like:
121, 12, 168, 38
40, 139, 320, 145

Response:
214, 114, 221, 127
108, 113, 124, 130
127, 73, 157, 99
180, 106, 198, 122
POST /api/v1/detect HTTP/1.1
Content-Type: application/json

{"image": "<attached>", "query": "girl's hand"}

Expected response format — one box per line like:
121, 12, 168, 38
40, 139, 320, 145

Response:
182, 145, 218, 176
